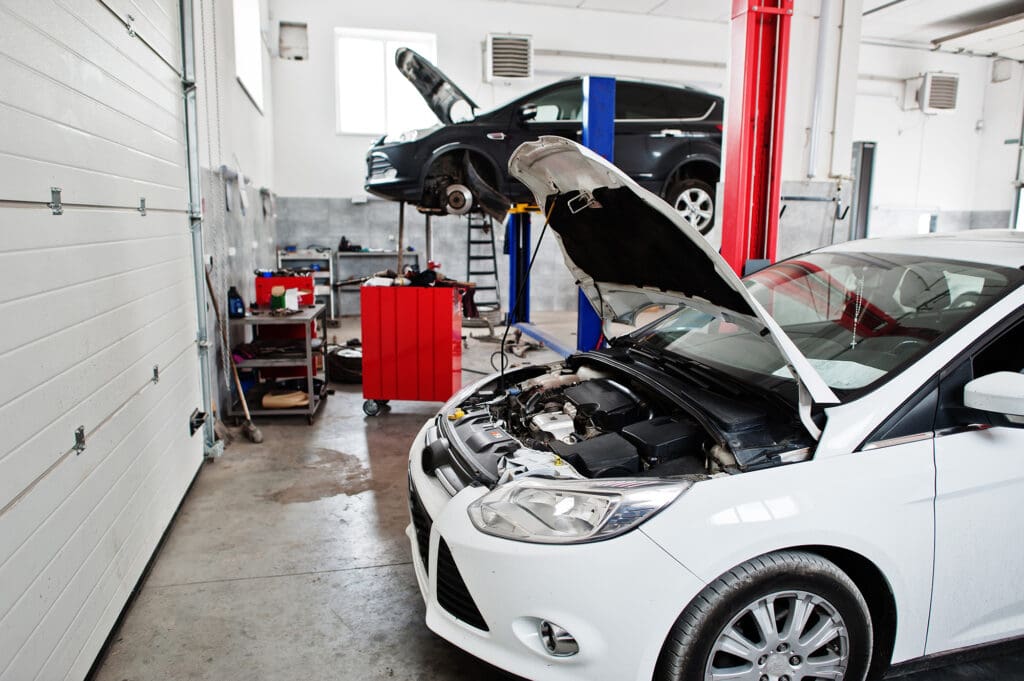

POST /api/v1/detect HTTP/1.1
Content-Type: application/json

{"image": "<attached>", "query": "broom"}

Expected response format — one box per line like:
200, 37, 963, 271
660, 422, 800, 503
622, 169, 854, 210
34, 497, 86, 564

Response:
205, 268, 263, 444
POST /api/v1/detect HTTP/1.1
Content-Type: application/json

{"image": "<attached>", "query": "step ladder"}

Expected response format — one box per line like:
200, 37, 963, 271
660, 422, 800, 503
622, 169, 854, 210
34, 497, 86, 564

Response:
465, 214, 501, 317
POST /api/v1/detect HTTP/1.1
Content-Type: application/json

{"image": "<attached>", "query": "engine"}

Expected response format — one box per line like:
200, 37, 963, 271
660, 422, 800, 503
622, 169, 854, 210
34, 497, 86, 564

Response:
446, 364, 731, 485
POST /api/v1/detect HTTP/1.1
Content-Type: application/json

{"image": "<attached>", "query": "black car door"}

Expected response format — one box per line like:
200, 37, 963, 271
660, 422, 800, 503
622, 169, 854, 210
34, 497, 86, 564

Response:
613, 82, 721, 195
501, 81, 584, 202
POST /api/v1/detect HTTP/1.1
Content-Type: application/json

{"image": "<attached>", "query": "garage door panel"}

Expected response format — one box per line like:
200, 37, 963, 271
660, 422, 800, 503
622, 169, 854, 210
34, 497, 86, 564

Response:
100, 0, 183, 72
0, 36, 181, 147
0, 364, 201, 680
0, 272, 193, 407
0, 260, 190, 356
0, 105, 186, 206
1, 0, 181, 119
0, 229, 189, 303
0, 55, 185, 169
0, 206, 186, 257
0, 302, 197, 511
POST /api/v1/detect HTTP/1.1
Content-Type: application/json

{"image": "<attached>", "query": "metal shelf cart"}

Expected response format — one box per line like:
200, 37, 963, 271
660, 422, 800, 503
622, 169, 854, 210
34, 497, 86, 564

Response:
277, 249, 335, 321
228, 303, 327, 424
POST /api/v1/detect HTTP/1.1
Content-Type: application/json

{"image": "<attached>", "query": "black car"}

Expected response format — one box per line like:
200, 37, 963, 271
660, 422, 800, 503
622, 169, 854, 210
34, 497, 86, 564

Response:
364, 49, 723, 234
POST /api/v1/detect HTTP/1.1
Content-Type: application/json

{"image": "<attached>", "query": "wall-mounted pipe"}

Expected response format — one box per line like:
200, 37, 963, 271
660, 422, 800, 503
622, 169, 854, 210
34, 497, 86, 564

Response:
807, 0, 834, 178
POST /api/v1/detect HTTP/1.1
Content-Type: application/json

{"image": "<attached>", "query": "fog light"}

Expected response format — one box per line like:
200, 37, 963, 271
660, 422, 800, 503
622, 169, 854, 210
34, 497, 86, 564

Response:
539, 620, 579, 657
381, 168, 398, 179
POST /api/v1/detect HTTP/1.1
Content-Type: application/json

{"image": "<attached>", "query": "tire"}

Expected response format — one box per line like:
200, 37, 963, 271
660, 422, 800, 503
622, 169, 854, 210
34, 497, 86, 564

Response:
655, 551, 873, 681
666, 178, 716, 236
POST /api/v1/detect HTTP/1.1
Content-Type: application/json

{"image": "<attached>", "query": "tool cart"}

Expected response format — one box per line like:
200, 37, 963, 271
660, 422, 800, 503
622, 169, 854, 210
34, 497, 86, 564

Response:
360, 286, 462, 416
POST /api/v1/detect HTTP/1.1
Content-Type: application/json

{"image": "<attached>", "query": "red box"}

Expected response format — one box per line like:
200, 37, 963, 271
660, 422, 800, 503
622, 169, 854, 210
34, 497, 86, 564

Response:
361, 287, 462, 403
255, 275, 315, 307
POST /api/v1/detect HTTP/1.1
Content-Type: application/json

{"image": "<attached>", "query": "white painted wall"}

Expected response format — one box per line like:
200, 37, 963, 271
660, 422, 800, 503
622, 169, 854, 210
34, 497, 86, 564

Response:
268, 0, 730, 198
852, 44, 1021, 232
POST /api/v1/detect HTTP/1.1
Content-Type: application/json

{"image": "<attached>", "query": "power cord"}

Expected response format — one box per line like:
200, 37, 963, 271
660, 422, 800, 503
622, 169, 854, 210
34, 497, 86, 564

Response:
491, 202, 557, 387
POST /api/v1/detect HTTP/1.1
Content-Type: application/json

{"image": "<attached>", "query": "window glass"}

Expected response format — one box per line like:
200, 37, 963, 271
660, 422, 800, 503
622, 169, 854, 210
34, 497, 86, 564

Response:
635, 253, 1024, 397
529, 82, 583, 122
335, 28, 437, 135
615, 82, 714, 120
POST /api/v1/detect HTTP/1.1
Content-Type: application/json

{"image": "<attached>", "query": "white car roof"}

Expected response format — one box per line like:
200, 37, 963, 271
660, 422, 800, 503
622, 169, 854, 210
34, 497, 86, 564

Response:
817, 230, 1024, 269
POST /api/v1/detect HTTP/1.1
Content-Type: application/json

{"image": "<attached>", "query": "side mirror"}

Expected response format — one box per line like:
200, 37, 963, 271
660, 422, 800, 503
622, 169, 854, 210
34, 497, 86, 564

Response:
964, 372, 1024, 424
518, 103, 538, 123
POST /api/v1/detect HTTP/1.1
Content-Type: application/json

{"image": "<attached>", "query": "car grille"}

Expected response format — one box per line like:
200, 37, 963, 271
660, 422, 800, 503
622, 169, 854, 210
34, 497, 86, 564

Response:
367, 153, 394, 177
408, 483, 432, 573
436, 538, 489, 631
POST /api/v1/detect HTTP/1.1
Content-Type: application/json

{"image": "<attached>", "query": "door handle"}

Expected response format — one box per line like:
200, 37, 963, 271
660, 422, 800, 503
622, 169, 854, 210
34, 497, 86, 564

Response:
487, 132, 506, 141
651, 129, 685, 138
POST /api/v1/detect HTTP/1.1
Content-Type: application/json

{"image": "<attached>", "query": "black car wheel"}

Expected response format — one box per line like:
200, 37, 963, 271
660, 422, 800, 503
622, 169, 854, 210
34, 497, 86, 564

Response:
655, 551, 873, 681
666, 178, 715, 236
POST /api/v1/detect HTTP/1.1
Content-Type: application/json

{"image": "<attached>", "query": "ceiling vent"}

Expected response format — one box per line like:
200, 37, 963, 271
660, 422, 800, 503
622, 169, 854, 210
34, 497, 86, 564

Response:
485, 34, 532, 82
904, 72, 959, 114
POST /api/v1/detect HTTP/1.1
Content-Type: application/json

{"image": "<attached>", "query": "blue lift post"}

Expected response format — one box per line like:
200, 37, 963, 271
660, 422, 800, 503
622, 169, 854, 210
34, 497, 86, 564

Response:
505, 203, 532, 324
577, 75, 615, 352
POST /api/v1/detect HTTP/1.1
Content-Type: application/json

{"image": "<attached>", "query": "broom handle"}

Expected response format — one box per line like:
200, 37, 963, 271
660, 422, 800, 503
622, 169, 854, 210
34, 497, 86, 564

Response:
204, 269, 253, 422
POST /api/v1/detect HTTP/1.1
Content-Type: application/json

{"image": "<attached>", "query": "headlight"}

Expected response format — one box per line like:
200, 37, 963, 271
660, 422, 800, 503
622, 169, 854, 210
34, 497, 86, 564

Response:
468, 479, 690, 544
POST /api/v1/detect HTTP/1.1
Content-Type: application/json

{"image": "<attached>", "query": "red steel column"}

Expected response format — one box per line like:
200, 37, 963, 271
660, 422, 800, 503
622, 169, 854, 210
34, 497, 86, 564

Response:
720, 0, 794, 275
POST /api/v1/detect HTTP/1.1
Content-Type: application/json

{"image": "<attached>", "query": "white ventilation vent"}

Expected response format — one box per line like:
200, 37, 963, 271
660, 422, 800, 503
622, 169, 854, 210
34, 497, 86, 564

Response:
904, 72, 959, 114
485, 34, 532, 82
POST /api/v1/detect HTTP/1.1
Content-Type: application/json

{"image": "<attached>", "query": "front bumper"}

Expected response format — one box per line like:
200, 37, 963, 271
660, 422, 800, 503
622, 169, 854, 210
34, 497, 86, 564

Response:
406, 420, 707, 681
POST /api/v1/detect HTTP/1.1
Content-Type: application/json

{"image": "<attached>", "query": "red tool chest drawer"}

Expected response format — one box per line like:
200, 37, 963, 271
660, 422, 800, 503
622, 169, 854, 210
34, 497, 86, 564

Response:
360, 287, 462, 405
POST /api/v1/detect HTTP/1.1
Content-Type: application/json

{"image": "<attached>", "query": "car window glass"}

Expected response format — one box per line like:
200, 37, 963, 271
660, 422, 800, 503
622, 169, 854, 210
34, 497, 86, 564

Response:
935, 315, 1024, 430
635, 253, 1024, 400
529, 83, 582, 122
615, 82, 713, 120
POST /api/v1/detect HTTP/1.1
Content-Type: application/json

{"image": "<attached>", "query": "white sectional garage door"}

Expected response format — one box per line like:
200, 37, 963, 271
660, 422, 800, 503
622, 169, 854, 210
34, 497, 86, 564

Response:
0, 1, 204, 679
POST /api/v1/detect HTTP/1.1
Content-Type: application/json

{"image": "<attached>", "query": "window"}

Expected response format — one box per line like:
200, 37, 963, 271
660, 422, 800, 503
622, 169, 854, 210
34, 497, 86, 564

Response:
233, 0, 264, 111
615, 82, 714, 120
335, 28, 437, 135
529, 82, 583, 122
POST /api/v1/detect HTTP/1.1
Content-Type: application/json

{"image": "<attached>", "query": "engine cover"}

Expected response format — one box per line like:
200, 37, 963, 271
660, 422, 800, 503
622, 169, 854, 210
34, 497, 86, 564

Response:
563, 379, 644, 431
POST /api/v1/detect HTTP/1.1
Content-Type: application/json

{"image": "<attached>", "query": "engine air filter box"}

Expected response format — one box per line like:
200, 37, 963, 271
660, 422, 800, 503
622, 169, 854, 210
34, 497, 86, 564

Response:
550, 432, 639, 478
621, 416, 703, 467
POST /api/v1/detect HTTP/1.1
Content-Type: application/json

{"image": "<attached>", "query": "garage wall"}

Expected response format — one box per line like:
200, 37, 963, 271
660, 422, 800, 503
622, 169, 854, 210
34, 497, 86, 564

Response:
192, 0, 280, 412
853, 45, 1021, 236
0, 1, 205, 679
269, 0, 729, 312
269, 0, 728, 199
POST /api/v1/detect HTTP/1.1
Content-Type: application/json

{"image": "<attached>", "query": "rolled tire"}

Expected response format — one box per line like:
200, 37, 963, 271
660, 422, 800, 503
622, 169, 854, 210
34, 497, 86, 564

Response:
655, 551, 873, 681
666, 178, 716, 236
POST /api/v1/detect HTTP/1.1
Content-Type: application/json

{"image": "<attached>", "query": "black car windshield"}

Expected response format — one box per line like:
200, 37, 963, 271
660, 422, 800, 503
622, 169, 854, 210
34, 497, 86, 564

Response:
634, 252, 1024, 397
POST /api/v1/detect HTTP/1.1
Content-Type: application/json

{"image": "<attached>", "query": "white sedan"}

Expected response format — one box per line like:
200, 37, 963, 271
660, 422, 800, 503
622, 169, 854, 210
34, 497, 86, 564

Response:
405, 137, 1024, 681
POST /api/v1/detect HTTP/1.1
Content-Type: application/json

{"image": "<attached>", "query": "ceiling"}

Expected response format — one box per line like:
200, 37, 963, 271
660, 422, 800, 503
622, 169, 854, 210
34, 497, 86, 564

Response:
861, 0, 1024, 47
478, 0, 731, 23
483, 0, 1024, 54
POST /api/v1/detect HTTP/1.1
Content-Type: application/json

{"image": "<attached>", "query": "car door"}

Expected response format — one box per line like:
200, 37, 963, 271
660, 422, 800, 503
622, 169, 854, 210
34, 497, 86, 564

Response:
612, 82, 717, 190
927, 308, 1024, 654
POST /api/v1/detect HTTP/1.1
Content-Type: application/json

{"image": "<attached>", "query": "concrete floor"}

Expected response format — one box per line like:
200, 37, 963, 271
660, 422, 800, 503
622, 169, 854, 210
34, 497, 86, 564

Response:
90, 313, 1022, 681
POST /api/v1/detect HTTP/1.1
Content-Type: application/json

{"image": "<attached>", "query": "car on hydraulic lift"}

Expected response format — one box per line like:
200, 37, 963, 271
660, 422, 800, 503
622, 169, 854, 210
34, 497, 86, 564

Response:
364, 48, 722, 234
405, 136, 1024, 681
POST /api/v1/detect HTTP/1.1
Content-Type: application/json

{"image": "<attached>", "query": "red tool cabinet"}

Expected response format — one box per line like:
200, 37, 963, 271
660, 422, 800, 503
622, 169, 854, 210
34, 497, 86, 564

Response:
360, 286, 462, 415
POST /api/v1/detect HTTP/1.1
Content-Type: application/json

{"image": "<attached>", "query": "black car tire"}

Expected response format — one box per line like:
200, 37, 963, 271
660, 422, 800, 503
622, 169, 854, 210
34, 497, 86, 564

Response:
654, 551, 873, 681
666, 177, 716, 236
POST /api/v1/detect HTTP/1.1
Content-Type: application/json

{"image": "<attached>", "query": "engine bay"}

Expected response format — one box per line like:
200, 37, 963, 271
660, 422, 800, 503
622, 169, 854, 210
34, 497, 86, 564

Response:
441, 362, 751, 487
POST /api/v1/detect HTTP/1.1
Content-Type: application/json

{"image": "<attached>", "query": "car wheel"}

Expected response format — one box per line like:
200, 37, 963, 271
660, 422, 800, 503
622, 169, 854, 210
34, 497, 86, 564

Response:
666, 178, 715, 236
655, 551, 872, 681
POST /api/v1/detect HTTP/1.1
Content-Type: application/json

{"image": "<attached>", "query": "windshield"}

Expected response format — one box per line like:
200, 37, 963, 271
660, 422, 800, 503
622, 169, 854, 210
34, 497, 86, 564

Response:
634, 252, 1024, 397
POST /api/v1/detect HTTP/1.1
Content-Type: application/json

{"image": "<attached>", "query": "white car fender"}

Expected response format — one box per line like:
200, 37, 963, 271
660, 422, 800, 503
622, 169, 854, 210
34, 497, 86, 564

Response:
639, 438, 935, 664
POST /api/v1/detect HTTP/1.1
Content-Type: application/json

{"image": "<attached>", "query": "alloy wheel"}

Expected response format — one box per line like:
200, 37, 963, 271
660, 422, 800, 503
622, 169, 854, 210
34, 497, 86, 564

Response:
674, 186, 714, 234
704, 590, 850, 681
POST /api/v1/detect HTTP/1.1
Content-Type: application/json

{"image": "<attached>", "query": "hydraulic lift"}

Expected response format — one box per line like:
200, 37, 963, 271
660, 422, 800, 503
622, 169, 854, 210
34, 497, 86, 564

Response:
504, 75, 614, 357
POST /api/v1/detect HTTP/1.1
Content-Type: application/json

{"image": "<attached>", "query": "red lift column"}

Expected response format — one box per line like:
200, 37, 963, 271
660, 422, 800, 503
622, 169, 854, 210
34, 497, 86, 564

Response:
720, 0, 794, 275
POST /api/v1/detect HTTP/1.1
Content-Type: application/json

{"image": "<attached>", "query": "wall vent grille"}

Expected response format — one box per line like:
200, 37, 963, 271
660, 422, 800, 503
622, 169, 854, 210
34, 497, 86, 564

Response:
485, 34, 532, 81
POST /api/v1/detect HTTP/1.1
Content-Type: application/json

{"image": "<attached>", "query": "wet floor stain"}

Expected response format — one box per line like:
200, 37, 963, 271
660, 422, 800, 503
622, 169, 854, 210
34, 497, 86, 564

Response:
261, 448, 389, 504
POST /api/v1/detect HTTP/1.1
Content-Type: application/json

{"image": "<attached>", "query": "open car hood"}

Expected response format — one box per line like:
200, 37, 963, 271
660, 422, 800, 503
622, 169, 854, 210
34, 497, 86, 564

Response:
508, 137, 839, 437
395, 48, 478, 125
